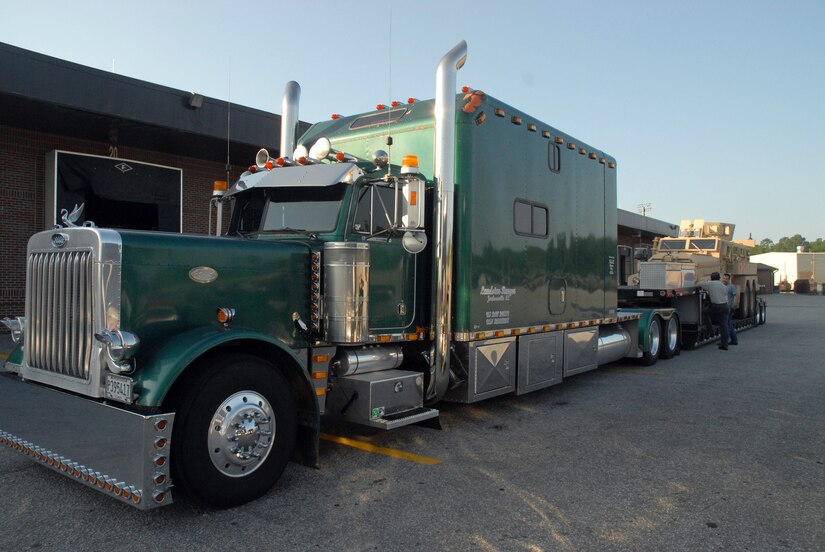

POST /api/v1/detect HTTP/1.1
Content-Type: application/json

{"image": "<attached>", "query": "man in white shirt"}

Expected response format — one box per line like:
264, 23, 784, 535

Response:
723, 273, 739, 346
698, 272, 730, 350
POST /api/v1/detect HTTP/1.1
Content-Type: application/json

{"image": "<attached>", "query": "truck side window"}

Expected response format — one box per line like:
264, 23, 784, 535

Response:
353, 184, 402, 235
548, 143, 561, 173
514, 199, 548, 238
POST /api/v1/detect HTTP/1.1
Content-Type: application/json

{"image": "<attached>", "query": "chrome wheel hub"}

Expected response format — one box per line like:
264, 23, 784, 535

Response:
208, 391, 275, 477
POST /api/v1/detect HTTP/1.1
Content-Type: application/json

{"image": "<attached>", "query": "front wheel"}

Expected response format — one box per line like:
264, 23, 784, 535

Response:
170, 353, 296, 508
660, 315, 681, 359
640, 316, 661, 366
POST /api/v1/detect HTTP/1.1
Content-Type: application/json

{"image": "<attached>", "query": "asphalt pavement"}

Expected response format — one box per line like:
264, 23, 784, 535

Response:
0, 292, 823, 551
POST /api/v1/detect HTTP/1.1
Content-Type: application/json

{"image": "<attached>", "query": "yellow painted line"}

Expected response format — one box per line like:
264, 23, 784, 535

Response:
0, 353, 8, 360
609, 368, 665, 376
320, 433, 443, 465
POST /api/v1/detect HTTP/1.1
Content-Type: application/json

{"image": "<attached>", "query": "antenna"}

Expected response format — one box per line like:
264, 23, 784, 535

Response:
226, 58, 232, 187
386, 3, 393, 178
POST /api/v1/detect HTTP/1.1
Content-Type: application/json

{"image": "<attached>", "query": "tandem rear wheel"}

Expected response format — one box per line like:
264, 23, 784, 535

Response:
660, 314, 681, 359
640, 316, 662, 366
168, 353, 297, 508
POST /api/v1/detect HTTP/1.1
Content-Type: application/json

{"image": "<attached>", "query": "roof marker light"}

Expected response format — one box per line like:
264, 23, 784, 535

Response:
331, 114, 341, 120
212, 180, 227, 197
391, 100, 400, 107
376, 104, 386, 110
407, 98, 416, 104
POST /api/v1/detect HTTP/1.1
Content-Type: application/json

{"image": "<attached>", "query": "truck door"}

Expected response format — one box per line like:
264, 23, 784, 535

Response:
350, 183, 417, 332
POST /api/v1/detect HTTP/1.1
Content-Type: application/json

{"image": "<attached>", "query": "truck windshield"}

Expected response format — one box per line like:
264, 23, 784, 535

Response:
658, 239, 686, 250
229, 183, 348, 235
688, 238, 718, 251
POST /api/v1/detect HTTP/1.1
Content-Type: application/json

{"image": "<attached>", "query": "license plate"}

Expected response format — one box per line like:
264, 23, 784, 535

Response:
106, 374, 133, 403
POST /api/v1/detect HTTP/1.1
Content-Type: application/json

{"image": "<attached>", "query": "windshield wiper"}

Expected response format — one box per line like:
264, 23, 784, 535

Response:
277, 227, 318, 239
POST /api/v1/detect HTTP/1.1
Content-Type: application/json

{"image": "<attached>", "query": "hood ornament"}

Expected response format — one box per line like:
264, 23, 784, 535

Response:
55, 203, 96, 229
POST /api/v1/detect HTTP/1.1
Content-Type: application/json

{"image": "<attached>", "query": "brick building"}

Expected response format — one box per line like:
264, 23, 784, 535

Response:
0, 42, 308, 319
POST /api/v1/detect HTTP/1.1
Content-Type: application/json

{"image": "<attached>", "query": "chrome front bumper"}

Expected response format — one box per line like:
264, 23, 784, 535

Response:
0, 373, 174, 509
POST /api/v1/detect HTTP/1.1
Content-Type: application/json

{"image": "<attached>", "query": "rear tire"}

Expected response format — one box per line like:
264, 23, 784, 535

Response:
640, 316, 661, 366
660, 314, 681, 359
170, 353, 296, 508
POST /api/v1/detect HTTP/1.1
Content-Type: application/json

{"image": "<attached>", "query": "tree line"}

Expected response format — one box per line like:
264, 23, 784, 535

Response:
751, 234, 825, 254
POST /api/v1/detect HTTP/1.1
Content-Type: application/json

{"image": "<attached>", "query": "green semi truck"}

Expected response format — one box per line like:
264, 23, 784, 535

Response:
2, 41, 688, 509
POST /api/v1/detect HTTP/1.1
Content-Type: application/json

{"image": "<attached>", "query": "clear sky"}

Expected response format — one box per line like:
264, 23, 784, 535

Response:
2, 0, 823, 243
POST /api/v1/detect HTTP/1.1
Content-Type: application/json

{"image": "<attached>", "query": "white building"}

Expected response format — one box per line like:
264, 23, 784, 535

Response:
750, 251, 825, 291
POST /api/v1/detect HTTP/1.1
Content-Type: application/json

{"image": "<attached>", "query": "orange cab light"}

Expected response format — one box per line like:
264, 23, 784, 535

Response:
336, 152, 345, 162
297, 156, 307, 165
407, 98, 416, 104
312, 371, 328, 380
331, 113, 340, 120
402, 155, 419, 169
494, 331, 505, 337
462, 86, 470, 93
409, 191, 417, 206
391, 101, 400, 107
265, 160, 274, 170
376, 104, 386, 110
213, 180, 227, 194
248, 165, 257, 173
313, 354, 330, 363
377, 335, 392, 343
315, 388, 326, 396
275, 157, 286, 167
405, 333, 419, 341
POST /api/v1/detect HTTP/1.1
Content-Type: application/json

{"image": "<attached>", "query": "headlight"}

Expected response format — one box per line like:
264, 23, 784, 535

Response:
95, 329, 140, 374
1, 316, 26, 345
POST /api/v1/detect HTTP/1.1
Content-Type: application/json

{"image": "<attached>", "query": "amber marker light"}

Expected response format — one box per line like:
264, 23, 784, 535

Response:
297, 156, 307, 165
336, 152, 345, 162
377, 335, 392, 343
312, 354, 330, 363
217, 307, 235, 325
407, 98, 416, 104
331, 114, 340, 120
154, 419, 168, 431
248, 165, 257, 173
391, 100, 400, 107
276, 157, 286, 167
265, 160, 274, 169
376, 104, 386, 110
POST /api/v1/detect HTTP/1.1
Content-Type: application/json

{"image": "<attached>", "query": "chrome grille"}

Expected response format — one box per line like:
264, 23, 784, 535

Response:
26, 250, 95, 380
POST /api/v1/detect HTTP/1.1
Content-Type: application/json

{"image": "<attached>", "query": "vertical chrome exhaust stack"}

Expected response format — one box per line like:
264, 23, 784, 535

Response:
280, 81, 301, 159
429, 40, 467, 402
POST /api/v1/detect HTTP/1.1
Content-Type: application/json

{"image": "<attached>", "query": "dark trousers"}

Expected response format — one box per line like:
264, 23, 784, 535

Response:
727, 312, 738, 344
709, 303, 730, 347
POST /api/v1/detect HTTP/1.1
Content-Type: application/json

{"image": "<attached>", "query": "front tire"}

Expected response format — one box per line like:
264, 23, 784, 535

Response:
640, 316, 661, 366
170, 353, 296, 508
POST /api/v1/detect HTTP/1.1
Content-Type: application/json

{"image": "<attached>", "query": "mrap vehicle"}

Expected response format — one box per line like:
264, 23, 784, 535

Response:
619, 219, 766, 351
3, 41, 696, 509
